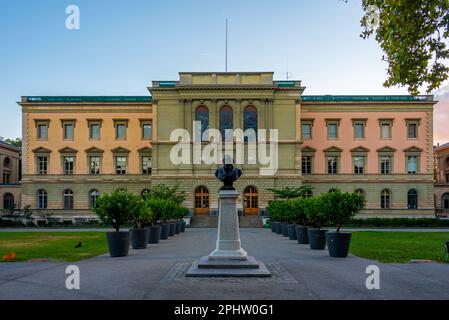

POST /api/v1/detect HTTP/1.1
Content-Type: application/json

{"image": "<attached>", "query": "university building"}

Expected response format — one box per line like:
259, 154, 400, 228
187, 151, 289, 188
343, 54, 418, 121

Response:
18, 72, 436, 218
0, 140, 21, 212
434, 142, 449, 215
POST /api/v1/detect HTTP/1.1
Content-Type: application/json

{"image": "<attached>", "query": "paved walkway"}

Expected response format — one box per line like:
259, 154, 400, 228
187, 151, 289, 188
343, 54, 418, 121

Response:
0, 228, 448, 300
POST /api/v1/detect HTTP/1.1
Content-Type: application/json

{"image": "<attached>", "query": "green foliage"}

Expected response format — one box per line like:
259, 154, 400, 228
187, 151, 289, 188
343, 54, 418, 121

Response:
267, 200, 293, 222
361, 0, 449, 95
175, 206, 189, 221
267, 185, 314, 199
321, 189, 366, 232
130, 197, 153, 229
145, 198, 178, 224
302, 196, 327, 229
144, 184, 186, 206
0, 137, 22, 148
291, 198, 309, 226
92, 189, 135, 232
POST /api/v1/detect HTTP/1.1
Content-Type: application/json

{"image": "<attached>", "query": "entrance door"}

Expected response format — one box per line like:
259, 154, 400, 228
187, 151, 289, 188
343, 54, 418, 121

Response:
194, 187, 209, 215
244, 186, 258, 215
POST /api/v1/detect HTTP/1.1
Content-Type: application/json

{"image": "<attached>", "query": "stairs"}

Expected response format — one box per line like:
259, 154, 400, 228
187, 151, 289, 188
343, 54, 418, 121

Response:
190, 216, 263, 228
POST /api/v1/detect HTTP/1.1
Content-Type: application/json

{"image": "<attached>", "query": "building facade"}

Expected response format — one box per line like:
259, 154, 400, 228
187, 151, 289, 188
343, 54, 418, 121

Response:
19, 72, 436, 218
434, 142, 449, 216
0, 140, 21, 213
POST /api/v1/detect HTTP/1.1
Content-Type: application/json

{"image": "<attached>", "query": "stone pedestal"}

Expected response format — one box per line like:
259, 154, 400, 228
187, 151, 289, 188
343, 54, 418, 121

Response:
186, 190, 271, 278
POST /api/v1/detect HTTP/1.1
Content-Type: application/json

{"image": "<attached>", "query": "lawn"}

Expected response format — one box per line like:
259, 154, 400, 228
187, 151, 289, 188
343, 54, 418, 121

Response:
350, 231, 449, 263
0, 232, 108, 262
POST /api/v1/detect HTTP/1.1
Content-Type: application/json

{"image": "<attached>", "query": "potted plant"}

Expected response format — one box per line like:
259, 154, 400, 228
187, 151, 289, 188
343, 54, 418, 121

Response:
285, 200, 298, 241
303, 196, 328, 250
176, 206, 189, 233
146, 198, 170, 241
130, 197, 152, 249
322, 190, 365, 257
267, 200, 287, 235
291, 198, 309, 244
93, 189, 134, 257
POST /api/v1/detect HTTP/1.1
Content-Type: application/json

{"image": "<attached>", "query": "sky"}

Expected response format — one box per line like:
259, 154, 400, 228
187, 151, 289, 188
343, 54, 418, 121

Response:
0, 0, 448, 143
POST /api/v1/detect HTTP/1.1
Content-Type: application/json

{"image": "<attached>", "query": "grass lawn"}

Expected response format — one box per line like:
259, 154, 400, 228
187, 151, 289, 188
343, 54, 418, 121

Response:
350, 231, 449, 263
0, 232, 108, 262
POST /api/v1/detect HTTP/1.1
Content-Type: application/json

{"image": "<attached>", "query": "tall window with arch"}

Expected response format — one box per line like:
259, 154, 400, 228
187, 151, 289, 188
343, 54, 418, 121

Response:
381, 189, 391, 209
243, 106, 258, 142
219, 106, 233, 141
89, 190, 100, 209
195, 106, 209, 141
63, 189, 74, 210
407, 189, 418, 209
37, 189, 47, 209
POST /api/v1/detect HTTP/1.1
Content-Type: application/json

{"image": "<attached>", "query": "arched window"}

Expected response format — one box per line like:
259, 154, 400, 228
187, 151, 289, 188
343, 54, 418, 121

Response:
89, 190, 100, 209
63, 189, 74, 210
407, 189, 418, 209
381, 189, 391, 209
194, 186, 209, 215
219, 106, 233, 141
442, 193, 449, 210
355, 189, 365, 197
244, 186, 258, 215
195, 106, 209, 141
37, 189, 47, 209
3, 193, 14, 211
244, 106, 258, 142
141, 189, 150, 198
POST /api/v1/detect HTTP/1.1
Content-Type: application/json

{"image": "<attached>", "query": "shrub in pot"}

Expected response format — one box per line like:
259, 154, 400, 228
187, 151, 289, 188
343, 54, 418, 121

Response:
322, 190, 365, 258
291, 198, 309, 244
146, 198, 175, 241
303, 196, 328, 250
93, 189, 134, 257
130, 197, 153, 249
160, 200, 178, 237
267, 200, 282, 235
176, 206, 189, 233
267, 200, 290, 236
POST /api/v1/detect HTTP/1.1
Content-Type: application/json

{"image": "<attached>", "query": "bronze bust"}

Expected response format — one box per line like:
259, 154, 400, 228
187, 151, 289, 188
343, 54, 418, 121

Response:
215, 156, 242, 190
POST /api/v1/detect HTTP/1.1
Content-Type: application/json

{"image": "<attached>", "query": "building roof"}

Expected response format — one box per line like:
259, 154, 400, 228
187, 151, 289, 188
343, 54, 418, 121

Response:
0, 140, 21, 152
435, 142, 449, 152
22, 96, 152, 103
301, 95, 434, 102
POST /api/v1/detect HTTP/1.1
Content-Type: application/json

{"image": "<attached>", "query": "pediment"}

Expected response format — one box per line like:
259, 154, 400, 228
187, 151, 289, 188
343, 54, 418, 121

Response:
301, 146, 316, 153
323, 146, 343, 153
377, 146, 396, 153
85, 147, 104, 154
137, 146, 152, 153
350, 146, 370, 153
403, 146, 423, 152
58, 147, 78, 154
32, 147, 52, 153
111, 147, 130, 153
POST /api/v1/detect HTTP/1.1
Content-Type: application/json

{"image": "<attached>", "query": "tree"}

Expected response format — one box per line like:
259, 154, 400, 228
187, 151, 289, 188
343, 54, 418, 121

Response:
361, 0, 449, 95
144, 184, 186, 206
0, 137, 22, 148
267, 185, 314, 199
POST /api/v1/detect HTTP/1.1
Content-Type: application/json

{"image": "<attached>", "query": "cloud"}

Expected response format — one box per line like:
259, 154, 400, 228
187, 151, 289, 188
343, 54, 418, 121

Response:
433, 84, 449, 145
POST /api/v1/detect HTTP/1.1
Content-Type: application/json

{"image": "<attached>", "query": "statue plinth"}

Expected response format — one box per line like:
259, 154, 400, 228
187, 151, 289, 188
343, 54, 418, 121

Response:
208, 190, 247, 260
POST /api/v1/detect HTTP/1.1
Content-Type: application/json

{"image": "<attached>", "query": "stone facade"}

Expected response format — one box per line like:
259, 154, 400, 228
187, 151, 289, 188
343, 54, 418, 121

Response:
18, 72, 437, 218
434, 142, 449, 216
0, 140, 21, 212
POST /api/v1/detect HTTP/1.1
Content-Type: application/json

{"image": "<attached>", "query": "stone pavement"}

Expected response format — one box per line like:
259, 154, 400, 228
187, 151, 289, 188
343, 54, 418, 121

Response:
0, 228, 448, 300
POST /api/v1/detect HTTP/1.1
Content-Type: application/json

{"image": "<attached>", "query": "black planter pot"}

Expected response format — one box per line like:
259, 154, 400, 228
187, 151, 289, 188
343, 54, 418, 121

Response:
307, 229, 328, 250
281, 223, 289, 237
180, 221, 186, 233
271, 221, 277, 233
175, 221, 181, 234
287, 224, 297, 240
160, 223, 170, 240
131, 228, 149, 249
147, 225, 161, 244
295, 225, 309, 244
168, 223, 176, 237
106, 231, 130, 257
275, 222, 282, 234
326, 232, 352, 258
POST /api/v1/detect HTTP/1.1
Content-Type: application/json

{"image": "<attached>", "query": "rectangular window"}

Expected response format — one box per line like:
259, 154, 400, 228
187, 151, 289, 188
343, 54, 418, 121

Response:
301, 124, 312, 140
90, 124, 100, 140
116, 157, 127, 175
380, 156, 391, 174
446, 173, 449, 183
116, 124, 126, 140
302, 156, 312, 174
353, 156, 365, 174
142, 156, 152, 175
327, 123, 338, 139
408, 123, 417, 139
380, 123, 392, 139
142, 123, 152, 140
63, 157, 74, 175
407, 156, 417, 174
37, 124, 48, 139
89, 156, 101, 175
327, 156, 338, 174
37, 156, 48, 175
3, 173, 10, 184
63, 123, 74, 140
354, 123, 364, 139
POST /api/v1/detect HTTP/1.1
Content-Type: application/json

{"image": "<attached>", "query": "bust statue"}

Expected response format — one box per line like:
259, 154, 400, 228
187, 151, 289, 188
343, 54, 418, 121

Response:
215, 156, 243, 190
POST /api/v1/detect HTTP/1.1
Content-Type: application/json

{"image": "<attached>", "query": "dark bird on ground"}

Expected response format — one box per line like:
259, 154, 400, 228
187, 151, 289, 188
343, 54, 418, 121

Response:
74, 242, 82, 248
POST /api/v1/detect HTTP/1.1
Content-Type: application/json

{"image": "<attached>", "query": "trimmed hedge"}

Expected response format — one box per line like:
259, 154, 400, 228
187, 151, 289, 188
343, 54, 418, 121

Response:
346, 218, 449, 228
